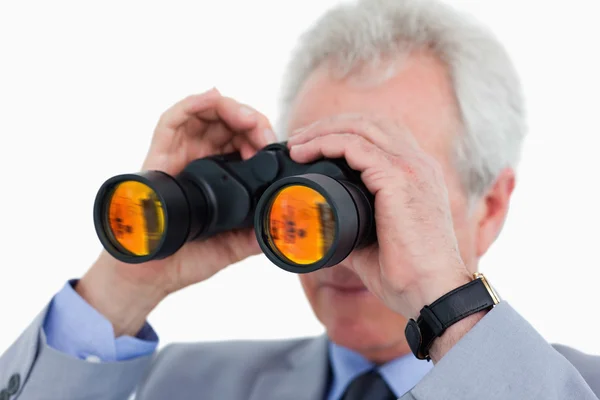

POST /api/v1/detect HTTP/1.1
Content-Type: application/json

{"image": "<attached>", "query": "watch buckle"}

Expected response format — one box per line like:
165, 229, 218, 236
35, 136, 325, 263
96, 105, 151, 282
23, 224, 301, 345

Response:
473, 272, 500, 305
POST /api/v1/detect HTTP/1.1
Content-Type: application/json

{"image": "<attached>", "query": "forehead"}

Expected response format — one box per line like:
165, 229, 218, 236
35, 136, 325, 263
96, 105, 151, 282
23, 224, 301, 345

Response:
286, 50, 462, 158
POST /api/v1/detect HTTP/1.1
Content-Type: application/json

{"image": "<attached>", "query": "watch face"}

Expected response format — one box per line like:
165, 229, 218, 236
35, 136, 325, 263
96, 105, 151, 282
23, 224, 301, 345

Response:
404, 319, 424, 359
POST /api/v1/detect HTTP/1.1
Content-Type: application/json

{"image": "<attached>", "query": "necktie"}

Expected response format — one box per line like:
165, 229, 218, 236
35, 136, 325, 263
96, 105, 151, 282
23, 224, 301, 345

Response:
341, 369, 397, 400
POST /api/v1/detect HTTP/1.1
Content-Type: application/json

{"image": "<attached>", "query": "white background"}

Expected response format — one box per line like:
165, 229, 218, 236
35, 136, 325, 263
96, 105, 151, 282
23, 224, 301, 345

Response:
0, 0, 599, 356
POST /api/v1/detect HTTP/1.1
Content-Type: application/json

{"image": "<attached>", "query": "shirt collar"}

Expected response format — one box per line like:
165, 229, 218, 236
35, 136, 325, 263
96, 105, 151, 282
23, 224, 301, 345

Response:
327, 340, 433, 400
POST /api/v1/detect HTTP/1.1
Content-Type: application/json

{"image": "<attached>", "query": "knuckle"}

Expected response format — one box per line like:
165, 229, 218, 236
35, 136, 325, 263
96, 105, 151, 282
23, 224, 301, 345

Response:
389, 155, 412, 173
156, 109, 172, 127
389, 156, 429, 191
344, 134, 371, 156
356, 117, 380, 136
183, 93, 198, 103
357, 136, 374, 153
388, 151, 443, 181
254, 111, 271, 127
217, 96, 235, 111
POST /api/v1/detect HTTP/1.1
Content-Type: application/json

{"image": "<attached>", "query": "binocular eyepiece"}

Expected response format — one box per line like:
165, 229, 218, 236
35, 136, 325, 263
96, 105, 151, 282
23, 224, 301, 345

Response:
93, 142, 376, 273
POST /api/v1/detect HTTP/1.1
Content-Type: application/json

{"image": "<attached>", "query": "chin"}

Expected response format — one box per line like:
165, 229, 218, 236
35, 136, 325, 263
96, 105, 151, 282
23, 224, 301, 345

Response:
327, 317, 395, 352
299, 264, 411, 361
313, 288, 410, 361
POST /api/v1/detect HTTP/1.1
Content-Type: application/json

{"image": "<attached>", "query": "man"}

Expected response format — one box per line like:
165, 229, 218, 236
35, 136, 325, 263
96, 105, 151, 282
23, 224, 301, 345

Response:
1, 0, 599, 398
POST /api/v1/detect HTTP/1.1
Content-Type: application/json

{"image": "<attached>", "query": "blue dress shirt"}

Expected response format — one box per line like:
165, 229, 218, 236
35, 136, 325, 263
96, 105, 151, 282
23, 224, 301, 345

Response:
44, 280, 432, 399
44, 280, 159, 362
326, 341, 432, 399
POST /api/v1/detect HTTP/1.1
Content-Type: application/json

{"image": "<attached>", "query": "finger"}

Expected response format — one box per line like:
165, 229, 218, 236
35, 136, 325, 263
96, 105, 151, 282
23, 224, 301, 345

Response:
157, 88, 228, 130
287, 114, 400, 152
290, 133, 386, 169
196, 96, 257, 130
230, 134, 261, 160
158, 90, 268, 143
217, 129, 265, 161
200, 111, 276, 153
245, 125, 278, 151
232, 105, 278, 150
199, 98, 277, 150
290, 133, 395, 194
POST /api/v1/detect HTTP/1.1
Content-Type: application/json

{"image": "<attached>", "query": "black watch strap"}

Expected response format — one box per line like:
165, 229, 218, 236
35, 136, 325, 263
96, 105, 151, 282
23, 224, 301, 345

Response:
405, 273, 500, 360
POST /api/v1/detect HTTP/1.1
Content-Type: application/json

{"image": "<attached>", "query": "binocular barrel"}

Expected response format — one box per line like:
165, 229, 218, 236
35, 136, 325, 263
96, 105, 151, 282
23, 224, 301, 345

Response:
93, 142, 376, 273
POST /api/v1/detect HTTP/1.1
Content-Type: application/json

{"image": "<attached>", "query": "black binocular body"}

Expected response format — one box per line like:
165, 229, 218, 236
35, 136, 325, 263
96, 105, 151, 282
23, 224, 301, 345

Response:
93, 142, 376, 273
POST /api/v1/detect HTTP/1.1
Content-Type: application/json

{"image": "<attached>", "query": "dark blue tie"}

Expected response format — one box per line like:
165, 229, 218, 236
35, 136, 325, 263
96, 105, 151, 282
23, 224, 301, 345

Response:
341, 369, 396, 400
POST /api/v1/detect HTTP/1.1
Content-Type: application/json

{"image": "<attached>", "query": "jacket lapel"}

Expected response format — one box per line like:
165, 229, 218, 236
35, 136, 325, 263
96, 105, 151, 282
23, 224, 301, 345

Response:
249, 335, 330, 400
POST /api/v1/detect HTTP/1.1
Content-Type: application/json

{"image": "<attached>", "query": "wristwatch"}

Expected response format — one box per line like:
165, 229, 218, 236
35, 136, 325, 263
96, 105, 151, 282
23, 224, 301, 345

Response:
405, 272, 500, 361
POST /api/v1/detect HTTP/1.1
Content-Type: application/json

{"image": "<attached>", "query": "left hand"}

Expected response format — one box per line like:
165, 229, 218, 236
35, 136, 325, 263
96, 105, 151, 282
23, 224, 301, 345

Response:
287, 114, 473, 319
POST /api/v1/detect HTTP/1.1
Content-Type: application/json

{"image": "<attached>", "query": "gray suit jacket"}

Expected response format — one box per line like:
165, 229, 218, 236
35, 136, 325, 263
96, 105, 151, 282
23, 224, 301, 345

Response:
0, 301, 598, 399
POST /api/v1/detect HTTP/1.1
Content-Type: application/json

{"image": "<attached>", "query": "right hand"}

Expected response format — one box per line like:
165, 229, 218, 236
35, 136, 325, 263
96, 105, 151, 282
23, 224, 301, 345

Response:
77, 88, 277, 336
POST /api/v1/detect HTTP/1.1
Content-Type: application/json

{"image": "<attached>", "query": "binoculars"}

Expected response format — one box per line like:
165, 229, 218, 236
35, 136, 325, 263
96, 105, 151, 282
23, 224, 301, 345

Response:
93, 142, 376, 273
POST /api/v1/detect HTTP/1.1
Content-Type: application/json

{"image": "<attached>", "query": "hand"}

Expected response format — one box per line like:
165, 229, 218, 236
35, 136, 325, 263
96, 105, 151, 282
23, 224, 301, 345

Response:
287, 114, 472, 321
78, 88, 277, 336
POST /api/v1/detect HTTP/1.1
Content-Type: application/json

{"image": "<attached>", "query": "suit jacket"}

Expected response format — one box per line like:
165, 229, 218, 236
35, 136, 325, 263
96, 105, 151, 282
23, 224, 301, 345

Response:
0, 301, 599, 399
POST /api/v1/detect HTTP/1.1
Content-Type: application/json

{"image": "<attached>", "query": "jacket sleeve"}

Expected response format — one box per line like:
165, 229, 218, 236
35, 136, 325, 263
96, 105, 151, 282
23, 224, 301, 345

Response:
401, 302, 599, 400
0, 294, 156, 399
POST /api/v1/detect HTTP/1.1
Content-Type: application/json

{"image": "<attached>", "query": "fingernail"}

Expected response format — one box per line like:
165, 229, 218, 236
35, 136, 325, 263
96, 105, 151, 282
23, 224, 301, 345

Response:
239, 106, 255, 116
289, 143, 304, 152
264, 128, 278, 143
287, 134, 299, 144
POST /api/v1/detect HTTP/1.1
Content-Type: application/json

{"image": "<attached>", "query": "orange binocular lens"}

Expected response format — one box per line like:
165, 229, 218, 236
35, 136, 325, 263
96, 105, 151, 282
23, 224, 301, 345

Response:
105, 181, 165, 256
255, 173, 374, 273
265, 185, 336, 265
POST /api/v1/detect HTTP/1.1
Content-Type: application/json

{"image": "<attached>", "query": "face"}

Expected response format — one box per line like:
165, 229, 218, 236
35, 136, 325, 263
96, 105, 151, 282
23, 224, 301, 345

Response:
286, 51, 514, 363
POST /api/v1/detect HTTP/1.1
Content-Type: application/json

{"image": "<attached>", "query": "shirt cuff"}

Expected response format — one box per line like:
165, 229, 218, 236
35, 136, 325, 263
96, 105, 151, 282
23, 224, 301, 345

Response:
43, 279, 159, 362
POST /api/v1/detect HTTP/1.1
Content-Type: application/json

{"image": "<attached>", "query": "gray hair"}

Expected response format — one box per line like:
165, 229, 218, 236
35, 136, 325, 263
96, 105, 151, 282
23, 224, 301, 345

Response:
276, 0, 526, 198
